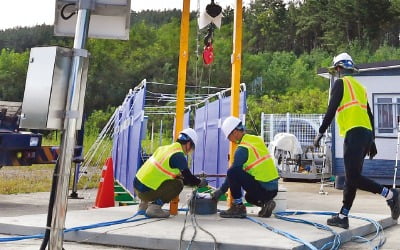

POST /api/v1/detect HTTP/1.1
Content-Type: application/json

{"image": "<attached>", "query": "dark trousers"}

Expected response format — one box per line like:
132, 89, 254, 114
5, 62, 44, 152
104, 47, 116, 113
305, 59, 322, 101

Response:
135, 179, 183, 204
342, 127, 383, 210
227, 166, 277, 206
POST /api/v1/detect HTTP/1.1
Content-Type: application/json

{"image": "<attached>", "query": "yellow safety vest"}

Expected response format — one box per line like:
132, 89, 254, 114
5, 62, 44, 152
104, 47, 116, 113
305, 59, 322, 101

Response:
136, 142, 182, 190
239, 134, 279, 182
336, 76, 372, 137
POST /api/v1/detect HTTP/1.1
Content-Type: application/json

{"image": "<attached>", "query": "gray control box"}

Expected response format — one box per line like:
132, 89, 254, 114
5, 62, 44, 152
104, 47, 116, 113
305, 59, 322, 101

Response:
20, 46, 88, 130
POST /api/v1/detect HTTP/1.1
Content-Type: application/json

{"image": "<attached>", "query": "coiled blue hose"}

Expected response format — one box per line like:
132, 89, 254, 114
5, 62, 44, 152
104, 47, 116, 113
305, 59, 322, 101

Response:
273, 211, 385, 250
246, 216, 319, 250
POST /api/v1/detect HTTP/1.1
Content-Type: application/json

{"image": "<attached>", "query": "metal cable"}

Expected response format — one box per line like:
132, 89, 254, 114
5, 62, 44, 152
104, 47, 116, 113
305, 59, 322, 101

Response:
179, 188, 218, 250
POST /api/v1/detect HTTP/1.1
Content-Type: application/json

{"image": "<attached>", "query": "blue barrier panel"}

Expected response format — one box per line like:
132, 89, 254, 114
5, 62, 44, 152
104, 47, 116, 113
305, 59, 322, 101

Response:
112, 84, 146, 194
203, 99, 220, 186
118, 94, 134, 187
112, 108, 123, 181
194, 105, 206, 174
192, 90, 246, 188
126, 86, 146, 193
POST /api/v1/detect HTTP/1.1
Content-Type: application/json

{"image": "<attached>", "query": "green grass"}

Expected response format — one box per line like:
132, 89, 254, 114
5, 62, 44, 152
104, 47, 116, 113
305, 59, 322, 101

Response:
0, 164, 101, 195
0, 133, 103, 195
141, 134, 173, 154
0, 165, 54, 194
0, 132, 172, 194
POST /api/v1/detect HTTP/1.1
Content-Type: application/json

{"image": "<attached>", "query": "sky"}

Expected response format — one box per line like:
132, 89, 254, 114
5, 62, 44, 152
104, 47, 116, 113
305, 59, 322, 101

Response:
0, 0, 251, 31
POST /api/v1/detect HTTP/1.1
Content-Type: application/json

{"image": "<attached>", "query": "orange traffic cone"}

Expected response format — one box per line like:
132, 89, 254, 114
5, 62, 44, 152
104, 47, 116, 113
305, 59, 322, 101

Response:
94, 157, 115, 208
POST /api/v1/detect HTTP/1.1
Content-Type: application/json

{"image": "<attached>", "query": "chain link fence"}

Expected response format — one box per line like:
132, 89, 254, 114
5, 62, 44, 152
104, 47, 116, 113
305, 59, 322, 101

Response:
261, 113, 332, 180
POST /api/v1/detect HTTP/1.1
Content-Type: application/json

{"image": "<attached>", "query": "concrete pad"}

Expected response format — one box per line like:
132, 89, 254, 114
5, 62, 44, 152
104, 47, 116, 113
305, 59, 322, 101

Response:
0, 205, 396, 250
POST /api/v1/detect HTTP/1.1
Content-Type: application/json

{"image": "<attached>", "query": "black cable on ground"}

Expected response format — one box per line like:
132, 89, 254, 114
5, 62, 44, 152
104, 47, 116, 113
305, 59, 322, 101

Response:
39, 159, 60, 250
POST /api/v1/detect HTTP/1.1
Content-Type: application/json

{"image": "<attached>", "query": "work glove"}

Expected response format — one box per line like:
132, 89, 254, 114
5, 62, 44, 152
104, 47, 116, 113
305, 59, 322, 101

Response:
211, 188, 224, 201
198, 178, 208, 188
367, 141, 378, 160
313, 133, 324, 148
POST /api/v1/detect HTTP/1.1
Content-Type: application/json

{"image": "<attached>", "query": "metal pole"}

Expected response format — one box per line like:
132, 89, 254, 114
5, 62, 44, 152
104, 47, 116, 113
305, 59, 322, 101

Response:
49, 2, 91, 249
393, 116, 400, 189
159, 120, 163, 146
260, 112, 264, 140
227, 0, 243, 206
151, 121, 154, 153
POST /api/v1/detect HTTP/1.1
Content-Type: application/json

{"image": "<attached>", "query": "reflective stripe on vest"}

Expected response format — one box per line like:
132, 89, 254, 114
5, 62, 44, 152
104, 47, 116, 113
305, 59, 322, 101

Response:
149, 153, 180, 178
336, 76, 372, 137
136, 142, 182, 190
337, 77, 367, 112
239, 134, 279, 182
240, 141, 271, 172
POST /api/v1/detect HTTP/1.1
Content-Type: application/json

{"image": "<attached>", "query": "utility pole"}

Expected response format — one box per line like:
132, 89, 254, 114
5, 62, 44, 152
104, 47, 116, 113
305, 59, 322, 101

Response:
49, 0, 92, 248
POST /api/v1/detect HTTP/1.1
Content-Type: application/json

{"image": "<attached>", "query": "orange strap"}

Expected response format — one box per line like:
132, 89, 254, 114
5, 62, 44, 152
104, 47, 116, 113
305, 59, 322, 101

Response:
244, 154, 271, 172
150, 158, 178, 178
240, 142, 271, 172
150, 148, 182, 178
240, 142, 260, 158
337, 78, 367, 112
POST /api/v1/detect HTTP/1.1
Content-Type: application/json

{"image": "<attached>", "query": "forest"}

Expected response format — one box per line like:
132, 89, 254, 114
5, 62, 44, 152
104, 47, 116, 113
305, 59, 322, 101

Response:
0, 0, 400, 133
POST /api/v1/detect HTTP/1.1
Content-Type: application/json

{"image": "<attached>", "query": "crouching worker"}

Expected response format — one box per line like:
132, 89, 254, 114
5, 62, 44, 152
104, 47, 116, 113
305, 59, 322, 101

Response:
134, 128, 208, 218
212, 116, 279, 218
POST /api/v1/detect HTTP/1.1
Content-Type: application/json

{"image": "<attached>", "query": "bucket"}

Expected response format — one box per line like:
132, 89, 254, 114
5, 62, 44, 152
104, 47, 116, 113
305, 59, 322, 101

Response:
189, 198, 217, 215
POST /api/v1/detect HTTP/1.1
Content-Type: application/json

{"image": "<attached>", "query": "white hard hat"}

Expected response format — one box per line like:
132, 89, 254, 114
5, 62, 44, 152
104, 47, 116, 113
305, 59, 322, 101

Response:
179, 128, 198, 146
221, 116, 242, 138
333, 52, 355, 70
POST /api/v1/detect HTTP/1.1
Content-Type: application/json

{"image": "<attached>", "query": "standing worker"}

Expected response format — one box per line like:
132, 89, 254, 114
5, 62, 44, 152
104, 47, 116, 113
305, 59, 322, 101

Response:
134, 128, 208, 218
314, 52, 400, 229
212, 116, 279, 218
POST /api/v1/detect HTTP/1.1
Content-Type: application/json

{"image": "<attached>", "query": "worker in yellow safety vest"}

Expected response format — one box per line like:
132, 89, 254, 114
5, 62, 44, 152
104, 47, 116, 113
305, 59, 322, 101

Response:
134, 128, 208, 218
314, 52, 400, 229
212, 116, 279, 218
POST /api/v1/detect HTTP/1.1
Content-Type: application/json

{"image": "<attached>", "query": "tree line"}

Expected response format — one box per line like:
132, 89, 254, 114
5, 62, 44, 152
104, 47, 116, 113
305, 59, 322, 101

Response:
0, 0, 400, 133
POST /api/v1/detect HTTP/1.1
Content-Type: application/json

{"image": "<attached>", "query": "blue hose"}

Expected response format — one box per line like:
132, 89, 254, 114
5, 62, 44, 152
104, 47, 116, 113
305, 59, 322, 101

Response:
274, 211, 385, 250
0, 211, 148, 243
274, 211, 341, 250
246, 216, 319, 250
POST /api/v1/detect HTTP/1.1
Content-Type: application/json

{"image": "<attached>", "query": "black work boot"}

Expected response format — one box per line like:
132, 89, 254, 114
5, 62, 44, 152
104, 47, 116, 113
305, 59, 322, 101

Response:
258, 200, 276, 218
387, 188, 400, 220
220, 203, 247, 218
327, 214, 349, 229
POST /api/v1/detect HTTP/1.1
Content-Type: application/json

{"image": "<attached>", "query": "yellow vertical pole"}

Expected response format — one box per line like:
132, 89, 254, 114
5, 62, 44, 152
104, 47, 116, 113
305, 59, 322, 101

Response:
171, 0, 190, 215
227, 0, 243, 206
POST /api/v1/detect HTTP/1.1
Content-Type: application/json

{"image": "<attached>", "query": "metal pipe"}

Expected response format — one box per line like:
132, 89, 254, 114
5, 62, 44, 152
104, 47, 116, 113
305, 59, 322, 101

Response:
394, 116, 400, 189
151, 121, 154, 153
49, 5, 91, 250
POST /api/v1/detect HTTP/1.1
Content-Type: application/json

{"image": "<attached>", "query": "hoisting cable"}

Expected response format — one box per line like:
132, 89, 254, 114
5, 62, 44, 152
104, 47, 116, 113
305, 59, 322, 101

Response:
179, 187, 218, 250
